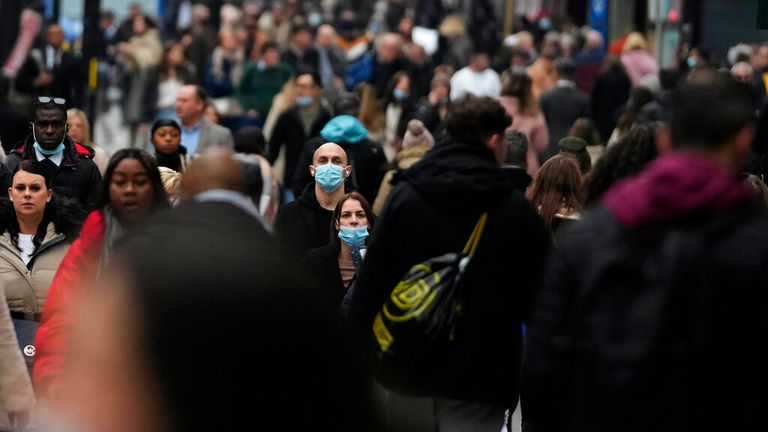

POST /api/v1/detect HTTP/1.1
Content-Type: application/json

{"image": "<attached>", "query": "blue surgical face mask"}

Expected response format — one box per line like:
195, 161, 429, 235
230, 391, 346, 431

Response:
314, 163, 345, 192
687, 57, 696, 68
257, 60, 267, 71
393, 88, 409, 101
338, 225, 369, 248
308, 13, 322, 27
296, 96, 314, 106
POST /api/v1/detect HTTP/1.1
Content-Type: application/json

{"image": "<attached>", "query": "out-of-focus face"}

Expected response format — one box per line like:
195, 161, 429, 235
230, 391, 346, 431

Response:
167, 44, 184, 66
175, 86, 204, 124
337, 198, 367, 229
133, 15, 147, 35
67, 114, 86, 144
203, 105, 220, 124
9, 170, 51, 220
398, 17, 413, 37
377, 38, 400, 63
47, 25, 65, 49
395, 76, 410, 92
109, 158, 154, 223
470, 54, 490, 72
316, 25, 335, 47
263, 48, 280, 67
753, 46, 768, 72
152, 126, 181, 155
219, 31, 239, 51
295, 73, 320, 99
293, 30, 312, 50
34, 108, 67, 150
431, 83, 449, 101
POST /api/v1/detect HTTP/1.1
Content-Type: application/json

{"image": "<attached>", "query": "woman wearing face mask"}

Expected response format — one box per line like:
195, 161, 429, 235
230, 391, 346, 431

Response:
150, 119, 193, 173
33, 149, 169, 405
379, 71, 416, 162
303, 192, 375, 308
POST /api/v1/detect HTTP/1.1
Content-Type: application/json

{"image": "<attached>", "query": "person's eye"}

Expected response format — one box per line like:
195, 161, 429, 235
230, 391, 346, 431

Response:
14, 186, 24, 192
30, 186, 41, 192
134, 178, 149, 186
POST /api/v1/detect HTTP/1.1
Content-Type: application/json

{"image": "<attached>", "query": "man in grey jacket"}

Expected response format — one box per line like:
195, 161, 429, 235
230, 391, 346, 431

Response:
175, 85, 233, 154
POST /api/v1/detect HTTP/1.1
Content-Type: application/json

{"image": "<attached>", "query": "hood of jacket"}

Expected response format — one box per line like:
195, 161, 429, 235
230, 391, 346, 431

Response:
603, 152, 755, 228
320, 115, 368, 144
397, 140, 513, 209
296, 182, 324, 211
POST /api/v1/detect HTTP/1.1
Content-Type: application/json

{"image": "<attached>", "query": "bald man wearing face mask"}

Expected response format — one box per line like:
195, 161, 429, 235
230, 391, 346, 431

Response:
274, 143, 352, 259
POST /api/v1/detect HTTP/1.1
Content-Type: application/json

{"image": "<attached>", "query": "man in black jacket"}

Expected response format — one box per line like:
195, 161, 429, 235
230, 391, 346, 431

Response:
349, 97, 549, 431
522, 74, 768, 432
1, 97, 102, 211
268, 71, 332, 196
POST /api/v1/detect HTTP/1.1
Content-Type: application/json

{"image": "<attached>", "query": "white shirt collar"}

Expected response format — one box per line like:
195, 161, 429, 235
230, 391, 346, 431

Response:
35, 146, 64, 166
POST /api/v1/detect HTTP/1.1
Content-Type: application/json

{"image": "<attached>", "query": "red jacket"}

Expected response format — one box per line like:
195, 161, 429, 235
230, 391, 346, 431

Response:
33, 210, 105, 390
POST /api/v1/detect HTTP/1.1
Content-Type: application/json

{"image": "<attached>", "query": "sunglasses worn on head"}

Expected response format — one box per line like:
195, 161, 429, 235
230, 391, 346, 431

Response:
37, 96, 66, 105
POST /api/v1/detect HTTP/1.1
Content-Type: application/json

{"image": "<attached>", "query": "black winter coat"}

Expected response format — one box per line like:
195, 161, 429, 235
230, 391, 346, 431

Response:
521, 204, 768, 432
303, 243, 348, 308
292, 136, 387, 205
274, 183, 335, 260
348, 140, 550, 406
2, 135, 102, 211
268, 105, 332, 186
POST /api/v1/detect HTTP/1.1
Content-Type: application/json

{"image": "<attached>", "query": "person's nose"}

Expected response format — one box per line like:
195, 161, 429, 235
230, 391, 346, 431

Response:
349, 215, 359, 226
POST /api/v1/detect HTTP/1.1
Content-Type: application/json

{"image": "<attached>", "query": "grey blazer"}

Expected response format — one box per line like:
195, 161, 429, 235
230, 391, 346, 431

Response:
197, 120, 234, 154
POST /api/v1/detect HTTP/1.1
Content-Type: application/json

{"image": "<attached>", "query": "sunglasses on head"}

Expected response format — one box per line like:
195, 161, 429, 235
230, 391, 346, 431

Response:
37, 96, 66, 105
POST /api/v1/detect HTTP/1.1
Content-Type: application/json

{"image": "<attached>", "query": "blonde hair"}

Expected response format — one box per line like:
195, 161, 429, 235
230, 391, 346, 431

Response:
66, 108, 91, 145
438, 15, 465, 38
623, 32, 648, 53
158, 166, 183, 198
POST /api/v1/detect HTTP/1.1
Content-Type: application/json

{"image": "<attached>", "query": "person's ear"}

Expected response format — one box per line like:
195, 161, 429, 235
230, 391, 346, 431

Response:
309, 165, 316, 176
732, 123, 756, 164
7, 188, 12, 201
46, 189, 53, 202
344, 165, 352, 177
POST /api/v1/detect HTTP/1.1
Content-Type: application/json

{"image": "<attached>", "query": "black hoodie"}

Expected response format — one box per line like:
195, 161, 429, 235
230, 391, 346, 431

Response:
274, 183, 335, 260
349, 139, 550, 406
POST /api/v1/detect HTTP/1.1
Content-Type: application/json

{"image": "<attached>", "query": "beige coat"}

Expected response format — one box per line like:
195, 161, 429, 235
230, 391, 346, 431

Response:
0, 224, 70, 314
372, 144, 431, 215
0, 280, 35, 429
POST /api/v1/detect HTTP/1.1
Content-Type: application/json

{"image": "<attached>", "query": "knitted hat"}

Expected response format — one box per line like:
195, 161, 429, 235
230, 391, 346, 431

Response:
558, 136, 591, 173
401, 119, 434, 149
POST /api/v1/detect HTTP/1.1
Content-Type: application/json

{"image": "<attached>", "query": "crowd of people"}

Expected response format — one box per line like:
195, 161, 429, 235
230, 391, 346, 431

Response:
0, 1, 767, 431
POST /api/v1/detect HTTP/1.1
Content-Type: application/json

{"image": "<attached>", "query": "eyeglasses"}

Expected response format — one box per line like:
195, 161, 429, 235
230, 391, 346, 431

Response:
37, 96, 66, 105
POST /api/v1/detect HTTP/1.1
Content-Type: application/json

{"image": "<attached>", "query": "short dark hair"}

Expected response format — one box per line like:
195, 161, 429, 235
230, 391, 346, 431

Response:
505, 130, 529, 165
295, 68, 322, 88
445, 97, 511, 146
669, 74, 755, 149
98, 149, 169, 211
193, 85, 208, 103
151, 119, 181, 137
260, 41, 279, 55
233, 126, 267, 155
554, 57, 576, 79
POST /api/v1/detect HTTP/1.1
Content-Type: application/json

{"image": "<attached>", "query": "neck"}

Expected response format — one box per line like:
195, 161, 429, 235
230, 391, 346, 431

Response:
18, 213, 44, 235
183, 114, 202, 128
316, 185, 345, 211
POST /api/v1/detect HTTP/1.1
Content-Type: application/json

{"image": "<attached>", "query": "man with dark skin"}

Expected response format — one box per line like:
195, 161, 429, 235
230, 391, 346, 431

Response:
1, 98, 101, 212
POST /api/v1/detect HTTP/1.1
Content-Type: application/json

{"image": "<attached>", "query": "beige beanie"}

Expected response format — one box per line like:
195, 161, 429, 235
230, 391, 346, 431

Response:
402, 119, 435, 149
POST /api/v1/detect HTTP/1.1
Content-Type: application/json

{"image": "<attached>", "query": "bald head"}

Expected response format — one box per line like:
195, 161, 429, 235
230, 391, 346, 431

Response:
312, 143, 348, 166
182, 148, 244, 198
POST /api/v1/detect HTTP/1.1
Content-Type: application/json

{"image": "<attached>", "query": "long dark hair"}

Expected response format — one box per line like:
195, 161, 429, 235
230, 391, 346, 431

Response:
98, 149, 169, 213
329, 192, 376, 249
